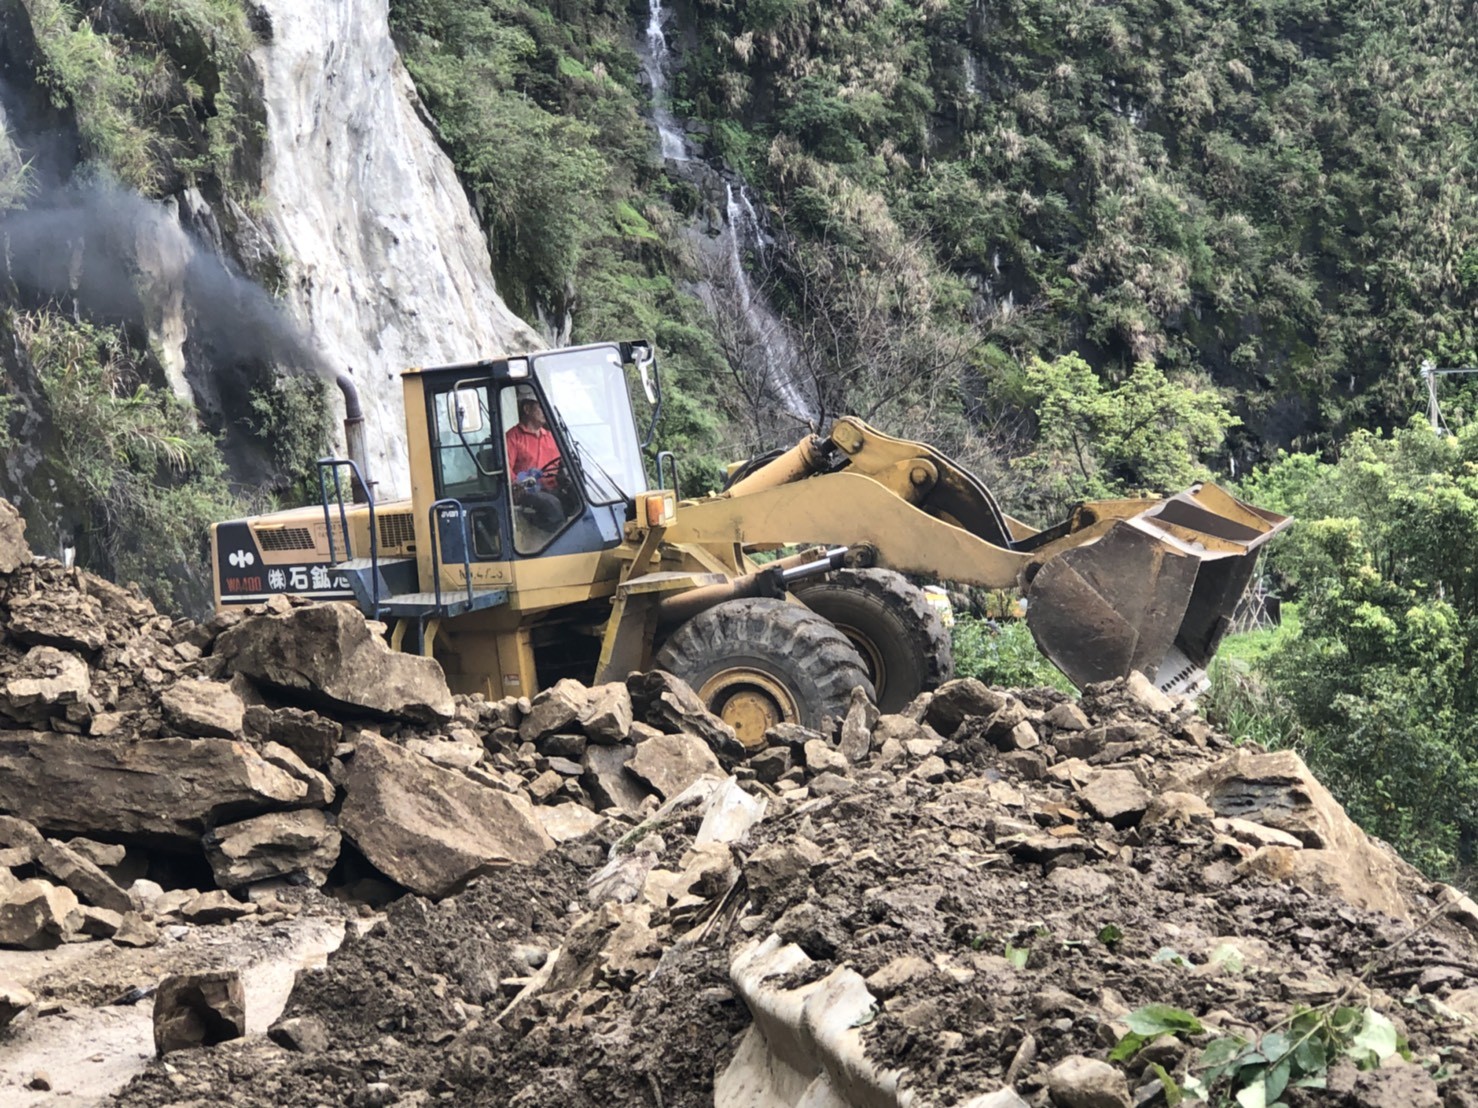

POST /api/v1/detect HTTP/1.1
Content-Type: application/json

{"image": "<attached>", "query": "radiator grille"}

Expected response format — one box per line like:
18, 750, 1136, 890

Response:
257, 527, 314, 552
379, 513, 416, 549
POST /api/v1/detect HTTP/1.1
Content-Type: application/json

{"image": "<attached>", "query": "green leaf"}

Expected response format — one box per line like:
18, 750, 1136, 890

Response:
1201, 1036, 1249, 1068
1260, 1032, 1292, 1063
1235, 1074, 1268, 1108
1292, 1036, 1328, 1075
1109, 1032, 1148, 1063
1098, 923, 1124, 947
1149, 1063, 1184, 1107
1125, 1004, 1204, 1037
1329, 1006, 1362, 1034
1004, 944, 1029, 970
1348, 1008, 1398, 1067
1266, 1055, 1293, 1103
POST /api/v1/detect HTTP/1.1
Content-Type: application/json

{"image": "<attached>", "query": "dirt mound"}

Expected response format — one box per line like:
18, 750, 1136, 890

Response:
2, 501, 1478, 1106
108, 677, 1478, 1108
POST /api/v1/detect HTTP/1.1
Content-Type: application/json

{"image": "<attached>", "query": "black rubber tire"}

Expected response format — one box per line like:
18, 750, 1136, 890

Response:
790, 568, 954, 713
655, 597, 874, 747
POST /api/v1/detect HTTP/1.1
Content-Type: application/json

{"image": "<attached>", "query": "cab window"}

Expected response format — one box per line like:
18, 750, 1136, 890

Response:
430, 381, 503, 560
502, 387, 582, 555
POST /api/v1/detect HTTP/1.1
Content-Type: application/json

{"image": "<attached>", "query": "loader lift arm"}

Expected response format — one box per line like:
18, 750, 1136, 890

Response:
662, 418, 1290, 694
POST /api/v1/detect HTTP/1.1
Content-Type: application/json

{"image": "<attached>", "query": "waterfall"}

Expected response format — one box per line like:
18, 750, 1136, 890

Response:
642, 0, 688, 162
640, 0, 816, 426
724, 183, 814, 421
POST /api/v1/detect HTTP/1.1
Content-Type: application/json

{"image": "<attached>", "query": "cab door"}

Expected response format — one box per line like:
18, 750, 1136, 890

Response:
427, 377, 510, 569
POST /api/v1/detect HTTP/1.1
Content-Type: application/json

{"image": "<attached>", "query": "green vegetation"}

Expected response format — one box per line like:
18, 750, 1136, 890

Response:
680, 0, 1478, 454
1205, 423, 1478, 875
243, 375, 334, 506
1116, 1000, 1408, 1107
951, 615, 1073, 693
27, 0, 259, 194
1012, 353, 1239, 516
15, 311, 245, 612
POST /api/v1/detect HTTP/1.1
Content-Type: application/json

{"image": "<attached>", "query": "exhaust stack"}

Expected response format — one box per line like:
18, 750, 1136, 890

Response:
335, 371, 374, 503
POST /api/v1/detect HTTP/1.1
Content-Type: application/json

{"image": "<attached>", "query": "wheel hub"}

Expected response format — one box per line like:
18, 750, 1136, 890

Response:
834, 622, 887, 696
699, 668, 800, 751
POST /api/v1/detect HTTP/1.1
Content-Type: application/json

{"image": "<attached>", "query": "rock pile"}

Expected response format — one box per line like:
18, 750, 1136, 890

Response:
107, 674, 1478, 1105
5, 497, 1478, 1106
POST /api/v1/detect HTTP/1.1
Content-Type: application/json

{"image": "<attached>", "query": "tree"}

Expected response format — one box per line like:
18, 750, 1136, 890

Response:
1236, 422, 1478, 874
1010, 353, 1239, 518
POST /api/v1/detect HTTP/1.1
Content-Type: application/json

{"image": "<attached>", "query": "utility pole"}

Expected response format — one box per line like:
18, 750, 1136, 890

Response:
1420, 359, 1478, 435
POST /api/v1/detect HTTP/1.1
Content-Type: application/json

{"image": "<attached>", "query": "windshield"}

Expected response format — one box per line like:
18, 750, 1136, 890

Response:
534, 345, 647, 503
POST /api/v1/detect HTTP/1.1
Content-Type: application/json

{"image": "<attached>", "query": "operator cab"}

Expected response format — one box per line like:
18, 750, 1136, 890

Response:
414, 341, 658, 566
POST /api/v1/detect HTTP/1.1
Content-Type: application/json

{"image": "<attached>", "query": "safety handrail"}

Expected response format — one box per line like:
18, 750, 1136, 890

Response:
428, 498, 476, 612
656, 450, 680, 499
316, 458, 380, 619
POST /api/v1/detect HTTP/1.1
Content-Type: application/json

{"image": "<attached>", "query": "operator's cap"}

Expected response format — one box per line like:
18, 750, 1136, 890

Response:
515, 384, 538, 403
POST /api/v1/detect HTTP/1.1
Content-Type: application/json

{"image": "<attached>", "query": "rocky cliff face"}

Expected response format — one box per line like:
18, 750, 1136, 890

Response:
0, 0, 540, 503
250, 0, 540, 495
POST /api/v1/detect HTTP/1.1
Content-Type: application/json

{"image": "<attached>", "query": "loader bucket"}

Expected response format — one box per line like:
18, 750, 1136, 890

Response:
1023, 484, 1291, 696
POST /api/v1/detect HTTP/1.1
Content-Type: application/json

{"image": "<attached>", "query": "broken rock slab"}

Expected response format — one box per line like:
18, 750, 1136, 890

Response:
6, 589, 108, 653
0, 645, 90, 728
160, 678, 245, 739
35, 837, 134, 914
204, 809, 342, 889
1182, 748, 1417, 919
0, 498, 32, 573
579, 682, 633, 743
1079, 770, 1152, 829
537, 804, 606, 844
626, 732, 724, 800
925, 678, 1008, 736
0, 733, 312, 849
154, 970, 246, 1055
243, 705, 342, 769
0, 880, 81, 949
340, 734, 555, 898
519, 678, 589, 743
627, 670, 742, 758
215, 602, 454, 722
0, 980, 35, 1028
1046, 1055, 1131, 1108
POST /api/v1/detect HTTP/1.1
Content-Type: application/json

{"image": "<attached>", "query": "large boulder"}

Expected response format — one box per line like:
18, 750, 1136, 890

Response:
215, 603, 454, 722
0, 646, 90, 728
626, 732, 724, 800
204, 809, 342, 889
339, 734, 554, 897
160, 679, 245, 739
0, 880, 81, 949
0, 499, 31, 574
1180, 748, 1417, 919
0, 733, 313, 848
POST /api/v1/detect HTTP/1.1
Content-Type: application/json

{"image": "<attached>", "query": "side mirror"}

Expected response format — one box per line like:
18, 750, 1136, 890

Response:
630, 343, 662, 449
635, 345, 657, 405
449, 388, 484, 434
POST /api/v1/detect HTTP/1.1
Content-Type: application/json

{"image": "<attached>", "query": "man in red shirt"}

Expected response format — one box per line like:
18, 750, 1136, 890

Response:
506, 393, 565, 530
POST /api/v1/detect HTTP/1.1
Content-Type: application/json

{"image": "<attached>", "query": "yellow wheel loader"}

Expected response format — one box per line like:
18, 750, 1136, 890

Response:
211, 341, 1289, 749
